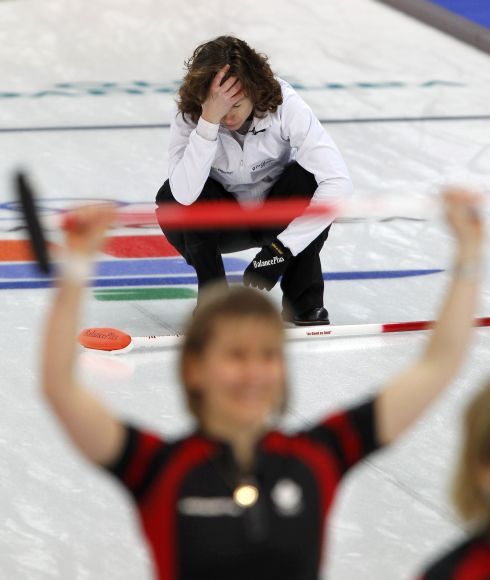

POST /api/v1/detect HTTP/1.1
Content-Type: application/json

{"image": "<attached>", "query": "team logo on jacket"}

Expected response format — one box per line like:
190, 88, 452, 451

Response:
178, 497, 241, 517
251, 159, 274, 172
271, 479, 303, 516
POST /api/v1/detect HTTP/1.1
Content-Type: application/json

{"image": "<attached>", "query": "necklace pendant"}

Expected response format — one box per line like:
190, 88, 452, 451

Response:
233, 483, 259, 508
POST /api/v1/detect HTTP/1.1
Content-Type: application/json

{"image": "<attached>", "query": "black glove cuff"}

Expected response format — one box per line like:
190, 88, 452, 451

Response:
269, 239, 292, 260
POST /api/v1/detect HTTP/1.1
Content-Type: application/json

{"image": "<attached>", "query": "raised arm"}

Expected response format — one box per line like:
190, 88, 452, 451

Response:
41, 205, 125, 465
168, 66, 244, 205
376, 188, 484, 445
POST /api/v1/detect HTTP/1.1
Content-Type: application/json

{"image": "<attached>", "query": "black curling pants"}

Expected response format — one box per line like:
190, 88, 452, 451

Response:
155, 162, 331, 315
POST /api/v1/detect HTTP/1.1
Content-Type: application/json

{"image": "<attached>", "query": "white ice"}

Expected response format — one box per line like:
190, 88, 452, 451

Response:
0, 0, 489, 578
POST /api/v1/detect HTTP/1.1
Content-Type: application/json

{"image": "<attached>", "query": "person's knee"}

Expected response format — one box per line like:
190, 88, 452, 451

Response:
288, 163, 317, 195
156, 177, 229, 205
199, 178, 230, 202
272, 162, 317, 199
155, 179, 173, 205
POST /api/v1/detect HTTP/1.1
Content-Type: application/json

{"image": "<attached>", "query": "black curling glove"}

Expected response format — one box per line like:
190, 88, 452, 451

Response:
243, 239, 292, 291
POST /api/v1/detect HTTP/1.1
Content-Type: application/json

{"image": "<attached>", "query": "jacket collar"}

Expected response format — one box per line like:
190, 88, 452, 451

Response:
251, 112, 272, 132
217, 112, 272, 136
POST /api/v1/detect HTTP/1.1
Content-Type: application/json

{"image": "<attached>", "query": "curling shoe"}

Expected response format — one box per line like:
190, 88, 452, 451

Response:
284, 307, 330, 326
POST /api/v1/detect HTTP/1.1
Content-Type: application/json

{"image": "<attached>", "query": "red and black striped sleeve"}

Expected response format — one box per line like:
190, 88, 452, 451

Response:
302, 397, 381, 477
419, 534, 490, 579
104, 424, 171, 502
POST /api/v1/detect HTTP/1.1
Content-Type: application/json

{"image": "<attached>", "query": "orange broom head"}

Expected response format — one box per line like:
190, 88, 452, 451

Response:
78, 328, 131, 351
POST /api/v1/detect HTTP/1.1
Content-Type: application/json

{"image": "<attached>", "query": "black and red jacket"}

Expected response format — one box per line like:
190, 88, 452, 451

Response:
420, 532, 490, 580
105, 398, 380, 580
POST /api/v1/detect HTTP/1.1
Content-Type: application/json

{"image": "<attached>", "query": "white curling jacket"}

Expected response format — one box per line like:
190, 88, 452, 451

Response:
167, 78, 353, 255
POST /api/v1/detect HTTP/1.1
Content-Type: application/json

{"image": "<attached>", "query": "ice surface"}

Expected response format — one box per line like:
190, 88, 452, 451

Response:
0, 0, 489, 578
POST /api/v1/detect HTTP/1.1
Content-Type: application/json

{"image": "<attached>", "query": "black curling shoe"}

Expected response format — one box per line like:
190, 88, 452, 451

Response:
284, 307, 330, 326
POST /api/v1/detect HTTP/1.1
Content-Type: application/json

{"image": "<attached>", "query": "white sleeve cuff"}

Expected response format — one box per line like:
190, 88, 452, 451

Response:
196, 117, 220, 141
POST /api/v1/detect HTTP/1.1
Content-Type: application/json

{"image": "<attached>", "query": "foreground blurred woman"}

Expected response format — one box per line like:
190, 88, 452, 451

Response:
42, 189, 483, 580
419, 382, 490, 579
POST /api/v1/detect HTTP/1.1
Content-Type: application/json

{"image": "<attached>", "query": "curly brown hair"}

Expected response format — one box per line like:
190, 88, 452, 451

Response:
177, 36, 283, 124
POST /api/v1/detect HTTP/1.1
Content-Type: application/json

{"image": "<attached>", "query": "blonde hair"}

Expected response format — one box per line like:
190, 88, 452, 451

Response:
451, 380, 490, 524
180, 284, 286, 422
